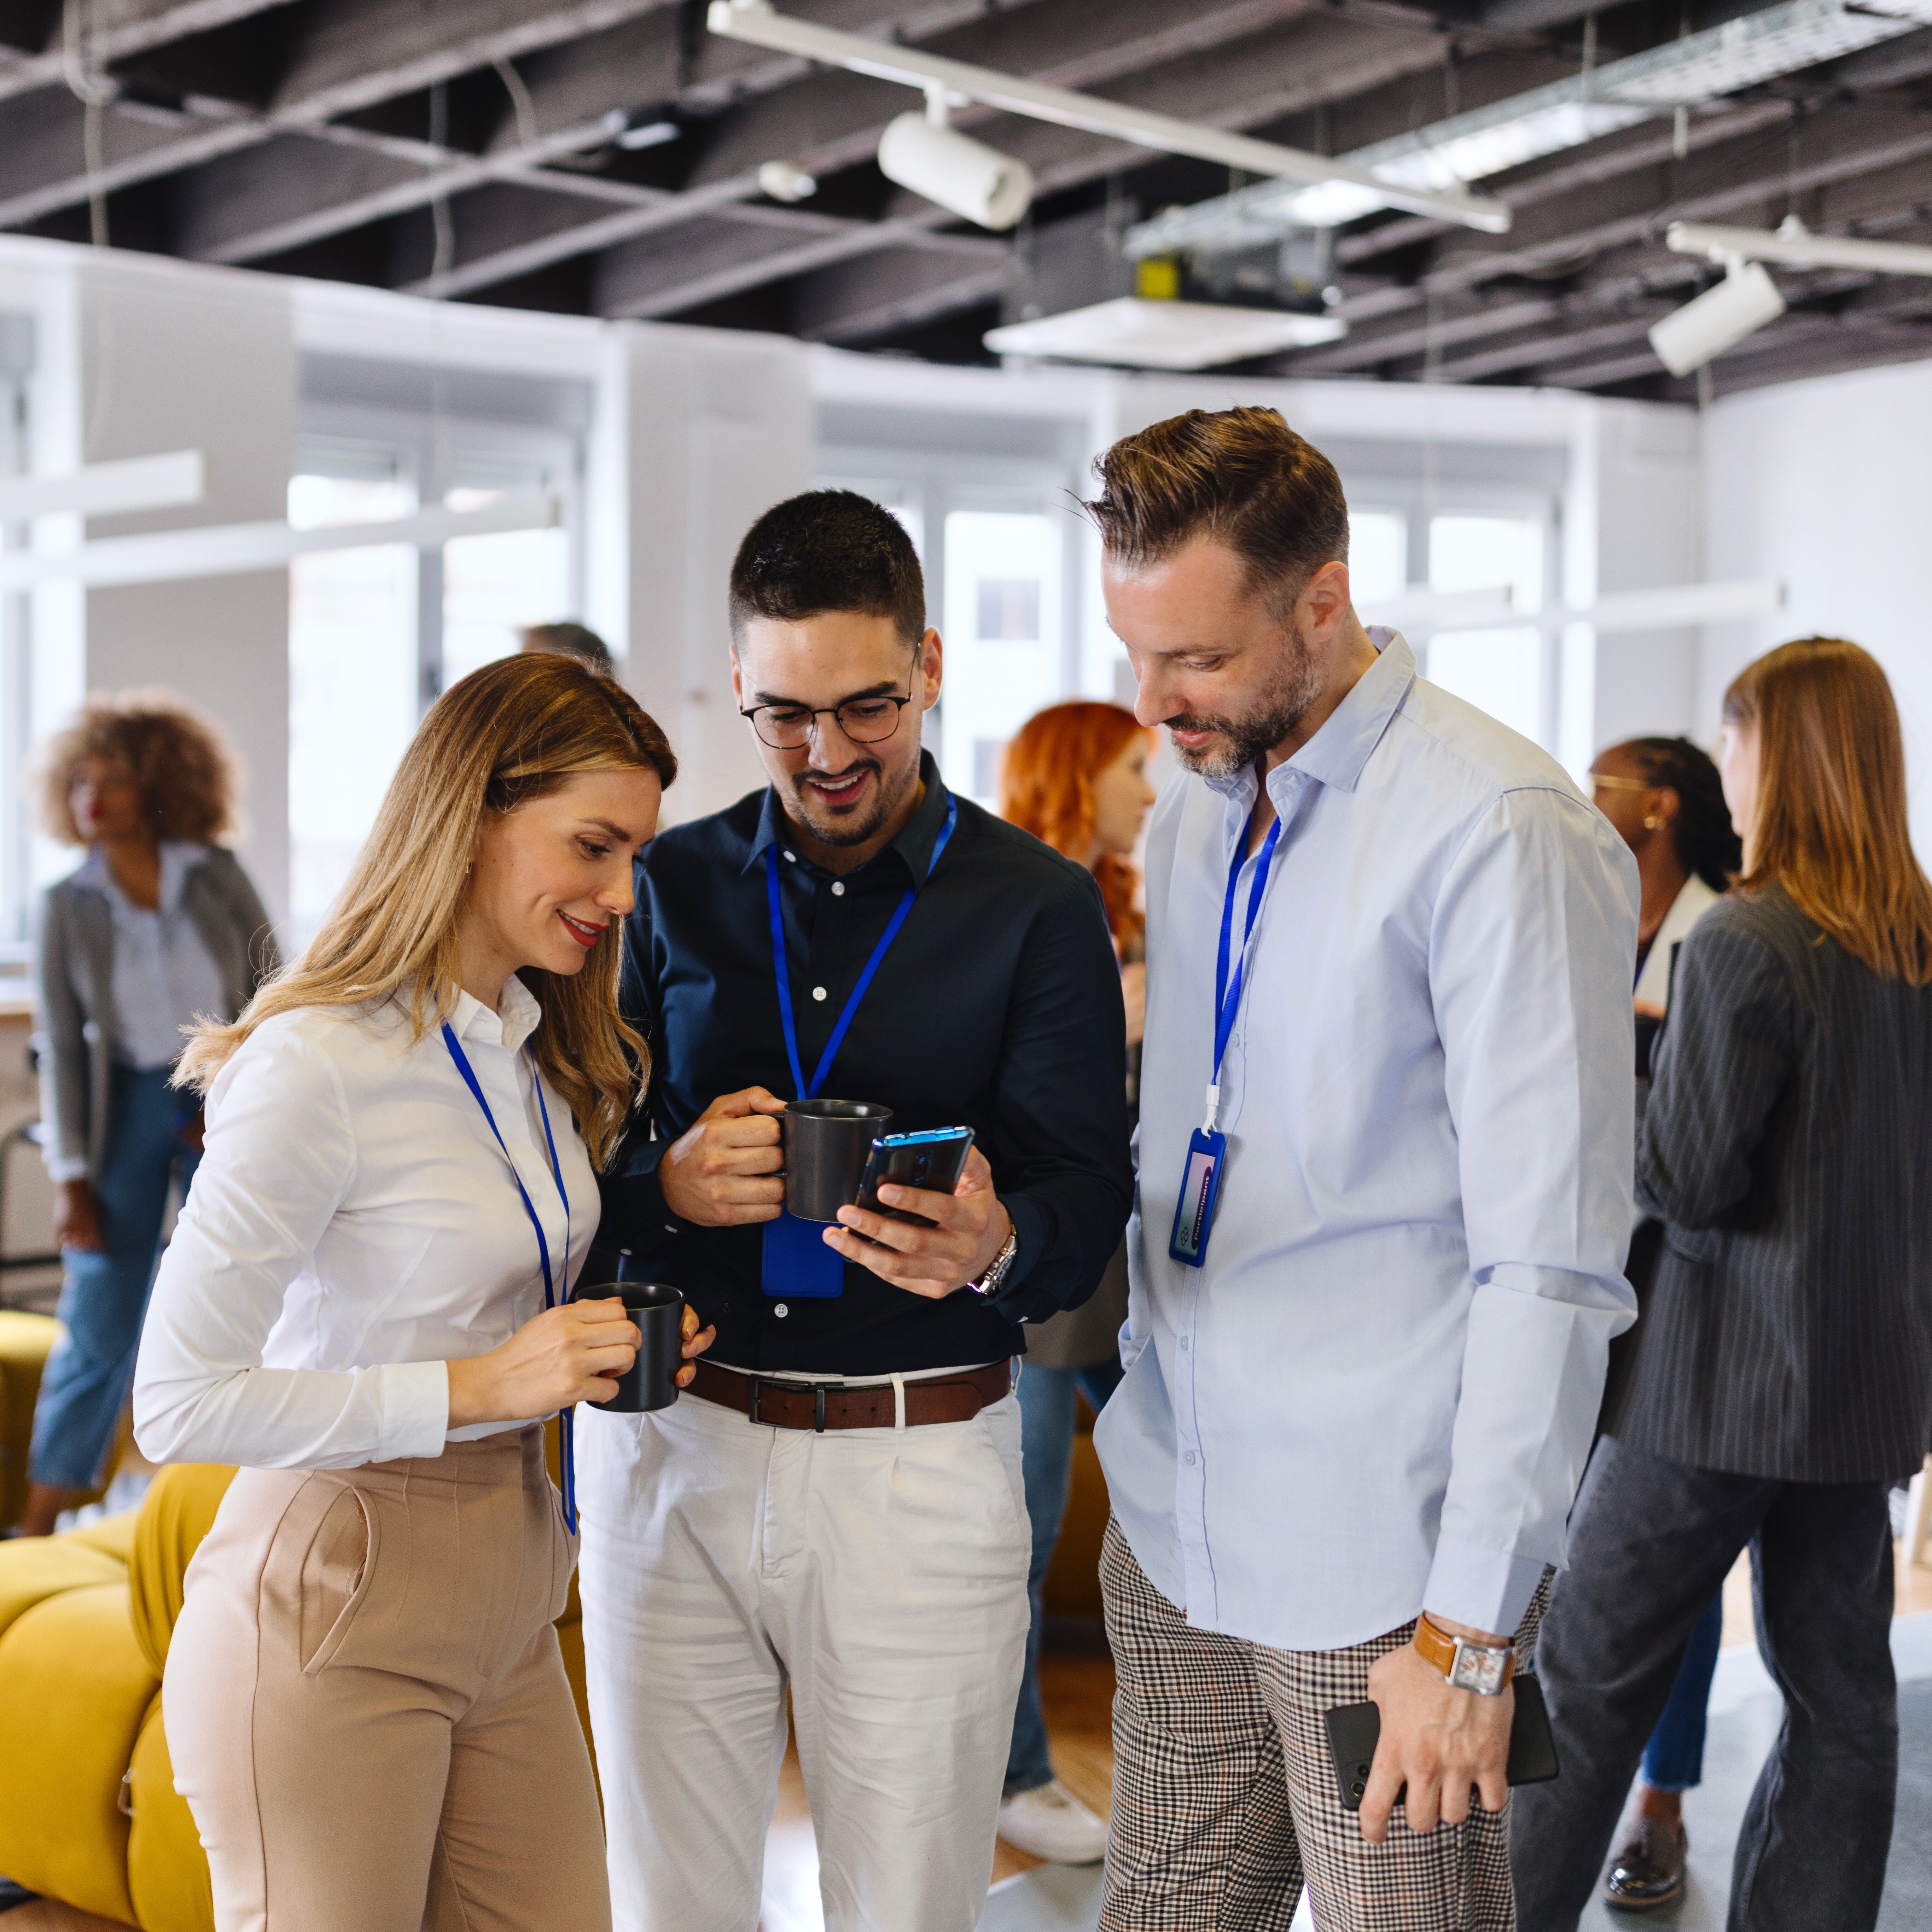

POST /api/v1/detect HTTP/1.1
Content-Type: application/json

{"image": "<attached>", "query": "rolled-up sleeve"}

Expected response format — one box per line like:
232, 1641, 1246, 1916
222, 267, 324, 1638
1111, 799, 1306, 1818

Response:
1422, 788, 1639, 1634
133, 1026, 449, 1469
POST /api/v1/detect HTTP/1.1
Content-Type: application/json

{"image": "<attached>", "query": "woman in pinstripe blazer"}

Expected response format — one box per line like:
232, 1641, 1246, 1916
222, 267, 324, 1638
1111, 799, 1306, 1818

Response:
1514, 639, 1932, 1932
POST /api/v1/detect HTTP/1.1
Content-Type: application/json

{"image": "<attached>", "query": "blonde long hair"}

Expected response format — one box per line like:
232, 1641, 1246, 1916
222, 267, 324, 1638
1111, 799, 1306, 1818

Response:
177, 654, 677, 1164
1725, 636, 1932, 985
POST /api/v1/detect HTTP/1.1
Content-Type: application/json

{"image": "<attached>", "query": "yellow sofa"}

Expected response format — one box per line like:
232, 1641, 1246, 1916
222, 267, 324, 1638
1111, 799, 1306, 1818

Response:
0, 1426, 593, 1930
0, 1308, 127, 1531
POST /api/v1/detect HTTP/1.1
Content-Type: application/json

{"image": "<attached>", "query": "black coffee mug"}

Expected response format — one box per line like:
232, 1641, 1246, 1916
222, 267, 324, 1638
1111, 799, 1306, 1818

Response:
574, 1280, 684, 1414
783, 1099, 894, 1223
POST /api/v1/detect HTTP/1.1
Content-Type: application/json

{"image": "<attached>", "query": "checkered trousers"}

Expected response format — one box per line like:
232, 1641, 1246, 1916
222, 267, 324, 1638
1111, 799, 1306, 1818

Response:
1099, 1517, 1551, 1932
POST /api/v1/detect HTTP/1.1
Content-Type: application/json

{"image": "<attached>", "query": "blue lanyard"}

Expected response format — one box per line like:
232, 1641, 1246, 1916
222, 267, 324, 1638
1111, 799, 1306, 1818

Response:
441, 1021, 577, 1533
1205, 814, 1283, 1131
766, 796, 959, 1100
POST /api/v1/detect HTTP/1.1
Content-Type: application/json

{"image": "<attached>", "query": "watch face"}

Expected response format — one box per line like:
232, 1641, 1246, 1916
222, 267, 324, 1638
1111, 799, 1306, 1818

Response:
1449, 1643, 1511, 1696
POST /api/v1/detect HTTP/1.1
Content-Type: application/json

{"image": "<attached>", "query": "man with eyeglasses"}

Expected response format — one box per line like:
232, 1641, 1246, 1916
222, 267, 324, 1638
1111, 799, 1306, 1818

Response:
577, 489, 1133, 1932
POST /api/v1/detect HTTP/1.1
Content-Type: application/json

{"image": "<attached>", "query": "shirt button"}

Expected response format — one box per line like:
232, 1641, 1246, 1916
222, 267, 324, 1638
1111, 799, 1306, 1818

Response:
1184, 1450, 1197, 1466
831, 881, 845, 896
812, 986, 827, 1001
783, 850, 797, 862
1179, 1335, 1189, 1350
774, 1303, 789, 1318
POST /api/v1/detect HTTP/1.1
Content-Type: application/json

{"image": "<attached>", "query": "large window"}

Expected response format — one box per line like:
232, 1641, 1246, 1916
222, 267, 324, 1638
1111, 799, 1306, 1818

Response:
817, 457, 1080, 808
287, 417, 582, 944
1425, 512, 1548, 746
939, 504, 1065, 804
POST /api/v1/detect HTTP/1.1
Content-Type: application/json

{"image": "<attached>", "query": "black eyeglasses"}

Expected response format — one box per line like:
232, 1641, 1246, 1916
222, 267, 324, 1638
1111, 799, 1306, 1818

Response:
739, 684, 916, 751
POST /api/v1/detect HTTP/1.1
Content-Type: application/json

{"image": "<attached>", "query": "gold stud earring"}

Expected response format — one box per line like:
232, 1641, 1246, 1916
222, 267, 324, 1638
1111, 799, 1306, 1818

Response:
1643, 815, 1662, 830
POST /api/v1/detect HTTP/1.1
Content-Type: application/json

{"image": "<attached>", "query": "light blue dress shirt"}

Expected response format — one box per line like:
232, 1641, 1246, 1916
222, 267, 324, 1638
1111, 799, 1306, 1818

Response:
75, 840, 226, 1072
1095, 630, 1639, 1651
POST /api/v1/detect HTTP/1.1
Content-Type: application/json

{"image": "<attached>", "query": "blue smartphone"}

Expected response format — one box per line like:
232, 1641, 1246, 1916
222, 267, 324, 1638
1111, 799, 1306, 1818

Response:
855, 1127, 975, 1224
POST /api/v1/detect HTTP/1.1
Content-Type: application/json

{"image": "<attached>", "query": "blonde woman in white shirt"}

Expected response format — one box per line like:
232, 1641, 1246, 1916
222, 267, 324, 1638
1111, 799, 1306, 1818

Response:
133, 652, 707, 1932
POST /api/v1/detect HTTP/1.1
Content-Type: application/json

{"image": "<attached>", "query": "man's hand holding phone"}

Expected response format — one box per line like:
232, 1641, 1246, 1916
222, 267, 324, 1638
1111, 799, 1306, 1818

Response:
826, 1146, 1011, 1299
657, 1087, 788, 1226
1357, 1619, 1515, 1844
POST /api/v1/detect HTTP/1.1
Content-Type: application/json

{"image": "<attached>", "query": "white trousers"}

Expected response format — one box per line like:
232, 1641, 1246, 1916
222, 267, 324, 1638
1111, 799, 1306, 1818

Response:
577, 1383, 1032, 1932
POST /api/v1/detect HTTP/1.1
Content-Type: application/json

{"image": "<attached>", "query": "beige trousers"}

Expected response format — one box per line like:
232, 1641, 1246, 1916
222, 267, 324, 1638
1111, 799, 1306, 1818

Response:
165, 1426, 611, 1932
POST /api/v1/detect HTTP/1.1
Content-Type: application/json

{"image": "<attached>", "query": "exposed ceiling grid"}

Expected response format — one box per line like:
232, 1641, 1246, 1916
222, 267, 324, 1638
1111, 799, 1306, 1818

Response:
0, 0, 1924, 397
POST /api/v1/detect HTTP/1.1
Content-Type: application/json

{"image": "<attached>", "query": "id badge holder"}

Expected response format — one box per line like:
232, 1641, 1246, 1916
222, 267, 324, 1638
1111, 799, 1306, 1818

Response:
762, 1208, 846, 1299
1168, 1127, 1227, 1269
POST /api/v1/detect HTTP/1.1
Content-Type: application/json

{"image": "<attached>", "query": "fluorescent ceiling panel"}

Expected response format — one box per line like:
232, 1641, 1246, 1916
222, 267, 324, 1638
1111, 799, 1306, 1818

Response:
0, 450, 205, 522
1362, 577, 1786, 636
0, 492, 559, 592
1127, 0, 1932, 256
984, 298, 1346, 370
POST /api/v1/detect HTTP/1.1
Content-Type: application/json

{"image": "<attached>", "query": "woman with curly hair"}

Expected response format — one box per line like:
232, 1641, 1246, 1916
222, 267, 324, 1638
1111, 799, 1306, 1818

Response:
21, 691, 278, 1535
995, 698, 1156, 1866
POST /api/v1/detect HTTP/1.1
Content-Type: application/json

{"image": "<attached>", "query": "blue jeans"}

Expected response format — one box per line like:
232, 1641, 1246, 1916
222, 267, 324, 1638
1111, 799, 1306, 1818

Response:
1640, 1593, 1724, 1792
30, 1066, 200, 1490
1005, 1354, 1126, 1797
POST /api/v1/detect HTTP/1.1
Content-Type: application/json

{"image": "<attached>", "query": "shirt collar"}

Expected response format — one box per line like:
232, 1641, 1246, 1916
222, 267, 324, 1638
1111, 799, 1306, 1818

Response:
746, 750, 953, 886
73, 839, 210, 915
1203, 627, 1415, 816
449, 972, 542, 1055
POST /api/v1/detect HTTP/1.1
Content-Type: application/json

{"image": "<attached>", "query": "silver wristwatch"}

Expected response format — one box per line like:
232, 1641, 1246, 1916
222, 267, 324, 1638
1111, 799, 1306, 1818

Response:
970, 1226, 1019, 1298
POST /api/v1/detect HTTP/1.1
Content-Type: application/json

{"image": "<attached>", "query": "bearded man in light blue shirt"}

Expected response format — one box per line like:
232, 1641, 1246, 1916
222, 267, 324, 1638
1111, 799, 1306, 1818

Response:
1090, 405, 1638, 1932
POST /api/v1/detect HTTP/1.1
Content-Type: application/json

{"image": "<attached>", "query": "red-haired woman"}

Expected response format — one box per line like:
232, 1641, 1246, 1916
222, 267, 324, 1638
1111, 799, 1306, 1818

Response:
996, 699, 1156, 1864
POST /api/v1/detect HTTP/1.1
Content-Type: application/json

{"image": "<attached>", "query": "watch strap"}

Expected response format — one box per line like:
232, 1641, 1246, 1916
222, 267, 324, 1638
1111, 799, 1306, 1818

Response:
1415, 1611, 1515, 1694
972, 1226, 1019, 1297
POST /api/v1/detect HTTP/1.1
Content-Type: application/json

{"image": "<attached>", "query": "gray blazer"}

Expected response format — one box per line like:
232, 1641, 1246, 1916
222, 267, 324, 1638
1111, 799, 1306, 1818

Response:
35, 848, 280, 1181
1602, 885, 1932, 1483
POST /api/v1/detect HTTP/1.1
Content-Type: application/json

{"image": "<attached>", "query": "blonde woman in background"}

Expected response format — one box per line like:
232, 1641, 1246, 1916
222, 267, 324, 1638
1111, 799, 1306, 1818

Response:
996, 699, 1156, 1865
133, 654, 710, 1932
23, 692, 276, 1536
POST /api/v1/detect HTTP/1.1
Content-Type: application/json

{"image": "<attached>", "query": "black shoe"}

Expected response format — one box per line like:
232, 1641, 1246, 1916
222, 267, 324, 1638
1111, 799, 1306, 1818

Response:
1602, 1816, 1688, 1911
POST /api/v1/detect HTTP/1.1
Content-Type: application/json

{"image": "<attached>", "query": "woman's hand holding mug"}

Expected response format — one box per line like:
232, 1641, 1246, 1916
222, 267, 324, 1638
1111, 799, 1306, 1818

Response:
447, 1299, 642, 1427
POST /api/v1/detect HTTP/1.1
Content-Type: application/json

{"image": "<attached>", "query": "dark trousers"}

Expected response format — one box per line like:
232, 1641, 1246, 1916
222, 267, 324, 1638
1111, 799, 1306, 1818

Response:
1510, 1434, 1897, 1932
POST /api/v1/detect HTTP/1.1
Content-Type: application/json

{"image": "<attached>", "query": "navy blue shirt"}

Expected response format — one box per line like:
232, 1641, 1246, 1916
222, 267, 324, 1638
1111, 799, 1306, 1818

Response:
596, 754, 1134, 1376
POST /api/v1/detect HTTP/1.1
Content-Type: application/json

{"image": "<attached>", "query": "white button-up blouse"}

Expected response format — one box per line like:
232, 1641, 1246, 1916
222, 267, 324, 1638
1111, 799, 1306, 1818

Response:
133, 976, 597, 1471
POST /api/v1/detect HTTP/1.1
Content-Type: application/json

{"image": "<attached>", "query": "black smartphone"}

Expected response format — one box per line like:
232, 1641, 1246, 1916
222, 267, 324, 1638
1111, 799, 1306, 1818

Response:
1324, 1674, 1559, 1814
854, 1127, 975, 1225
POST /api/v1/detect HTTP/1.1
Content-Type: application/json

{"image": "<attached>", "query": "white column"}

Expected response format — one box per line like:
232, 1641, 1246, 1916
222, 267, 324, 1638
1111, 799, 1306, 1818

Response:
597, 322, 812, 826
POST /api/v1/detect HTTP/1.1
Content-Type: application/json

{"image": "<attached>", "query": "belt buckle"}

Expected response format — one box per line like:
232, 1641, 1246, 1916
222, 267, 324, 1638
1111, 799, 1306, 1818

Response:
746, 1375, 842, 1432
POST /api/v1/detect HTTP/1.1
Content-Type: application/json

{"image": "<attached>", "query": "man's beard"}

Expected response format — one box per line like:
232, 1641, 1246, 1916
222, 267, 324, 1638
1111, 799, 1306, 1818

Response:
1168, 632, 1323, 779
785, 749, 921, 848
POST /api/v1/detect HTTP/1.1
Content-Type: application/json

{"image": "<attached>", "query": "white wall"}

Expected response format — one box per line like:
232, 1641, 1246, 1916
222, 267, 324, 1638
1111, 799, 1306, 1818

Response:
602, 325, 812, 827
1586, 401, 1703, 757
79, 258, 296, 918
1701, 354, 1932, 849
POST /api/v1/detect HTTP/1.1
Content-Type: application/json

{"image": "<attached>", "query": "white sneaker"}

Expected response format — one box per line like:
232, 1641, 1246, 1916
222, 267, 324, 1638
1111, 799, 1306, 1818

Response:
997, 1780, 1109, 1865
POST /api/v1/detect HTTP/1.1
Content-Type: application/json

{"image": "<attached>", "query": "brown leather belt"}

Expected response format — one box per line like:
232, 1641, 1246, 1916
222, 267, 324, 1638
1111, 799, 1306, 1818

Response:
687, 1358, 1013, 1432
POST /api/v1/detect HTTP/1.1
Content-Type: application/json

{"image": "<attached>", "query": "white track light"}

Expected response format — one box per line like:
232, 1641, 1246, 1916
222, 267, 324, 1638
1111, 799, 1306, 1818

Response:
1647, 259, 1786, 376
876, 107, 1033, 231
